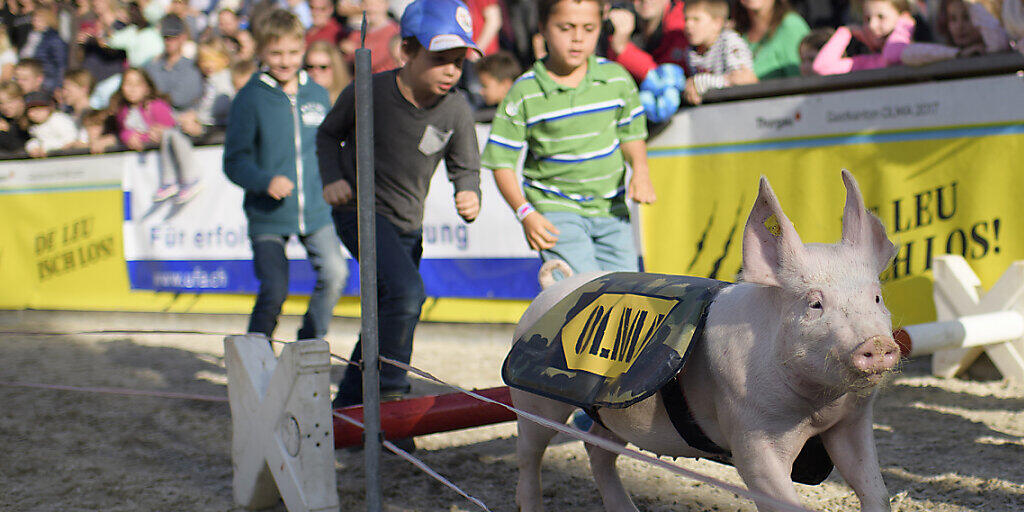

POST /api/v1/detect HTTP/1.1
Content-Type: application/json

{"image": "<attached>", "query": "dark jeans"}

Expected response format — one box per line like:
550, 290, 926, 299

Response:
332, 210, 426, 407
247, 224, 347, 340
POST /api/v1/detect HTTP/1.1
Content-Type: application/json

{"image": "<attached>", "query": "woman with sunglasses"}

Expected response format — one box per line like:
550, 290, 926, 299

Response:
304, 40, 351, 103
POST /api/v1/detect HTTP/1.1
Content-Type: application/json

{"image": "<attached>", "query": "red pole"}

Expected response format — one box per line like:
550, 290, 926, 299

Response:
333, 385, 516, 448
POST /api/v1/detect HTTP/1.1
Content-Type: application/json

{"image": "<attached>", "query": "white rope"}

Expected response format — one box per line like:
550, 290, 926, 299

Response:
379, 355, 816, 512
333, 410, 493, 511
5, 328, 816, 512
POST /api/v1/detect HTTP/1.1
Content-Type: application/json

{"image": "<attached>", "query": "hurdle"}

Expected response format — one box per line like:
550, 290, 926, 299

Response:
332, 386, 514, 449
225, 335, 339, 512
224, 334, 518, 511
893, 255, 1024, 382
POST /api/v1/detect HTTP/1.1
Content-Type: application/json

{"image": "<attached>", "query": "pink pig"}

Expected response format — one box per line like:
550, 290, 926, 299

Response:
510, 170, 900, 511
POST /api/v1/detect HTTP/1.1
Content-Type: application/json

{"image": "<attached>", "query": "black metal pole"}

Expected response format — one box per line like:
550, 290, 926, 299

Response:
355, 12, 382, 512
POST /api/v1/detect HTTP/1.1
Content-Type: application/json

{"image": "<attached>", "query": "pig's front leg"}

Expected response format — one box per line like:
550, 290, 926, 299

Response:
730, 435, 804, 512
820, 401, 890, 512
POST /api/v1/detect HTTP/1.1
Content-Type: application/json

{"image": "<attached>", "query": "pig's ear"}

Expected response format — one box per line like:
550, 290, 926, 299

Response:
742, 176, 806, 287
840, 169, 896, 274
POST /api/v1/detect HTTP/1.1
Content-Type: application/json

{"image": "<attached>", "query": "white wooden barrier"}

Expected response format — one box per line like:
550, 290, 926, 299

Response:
919, 255, 1024, 382
224, 335, 339, 511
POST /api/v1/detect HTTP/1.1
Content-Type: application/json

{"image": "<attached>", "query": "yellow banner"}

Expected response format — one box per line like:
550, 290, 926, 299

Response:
0, 187, 528, 322
643, 131, 1024, 327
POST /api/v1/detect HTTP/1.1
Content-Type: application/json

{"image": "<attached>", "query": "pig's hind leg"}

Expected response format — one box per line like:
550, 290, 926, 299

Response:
585, 423, 640, 512
511, 388, 575, 512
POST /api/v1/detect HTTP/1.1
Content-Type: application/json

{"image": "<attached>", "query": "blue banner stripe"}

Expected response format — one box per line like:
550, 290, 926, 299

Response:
123, 191, 131, 221
127, 258, 547, 299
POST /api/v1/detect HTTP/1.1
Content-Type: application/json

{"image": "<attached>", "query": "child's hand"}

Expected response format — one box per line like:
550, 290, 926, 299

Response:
126, 133, 145, 151
454, 190, 480, 222
684, 77, 703, 106
148, 125, 166, 142
847, 24, 867, 43
322, 179, 353, 205
521, 212, 559, 251
606, 7, 636, 54
267, 175, 295, 200
0, 118, 8, 131
628, 174, 657, 204
178, 111, 204, 137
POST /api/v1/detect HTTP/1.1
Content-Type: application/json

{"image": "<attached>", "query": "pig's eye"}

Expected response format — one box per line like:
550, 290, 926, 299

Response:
806, 291, 824, 317
875, 295, 881, 304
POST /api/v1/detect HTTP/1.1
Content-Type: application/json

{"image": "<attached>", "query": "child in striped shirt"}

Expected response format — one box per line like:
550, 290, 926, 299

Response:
481, 0, 656, 277
682, 0, 756, 106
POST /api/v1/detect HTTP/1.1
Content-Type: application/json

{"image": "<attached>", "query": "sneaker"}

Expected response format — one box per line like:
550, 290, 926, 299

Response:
153, 184, 179, 202
175, 180, 203, 204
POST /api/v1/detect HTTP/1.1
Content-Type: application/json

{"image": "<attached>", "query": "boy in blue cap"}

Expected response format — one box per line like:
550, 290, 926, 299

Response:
317, 0, 482, 408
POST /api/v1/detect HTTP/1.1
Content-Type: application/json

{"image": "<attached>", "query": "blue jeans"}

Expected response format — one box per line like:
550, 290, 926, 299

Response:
540, 212, 638, 275
332, 210, 426, 407
247, 223, 347, 340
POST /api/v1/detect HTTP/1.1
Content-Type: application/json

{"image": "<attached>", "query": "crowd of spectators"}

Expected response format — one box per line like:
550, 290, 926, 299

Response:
2, 0, 1023, 159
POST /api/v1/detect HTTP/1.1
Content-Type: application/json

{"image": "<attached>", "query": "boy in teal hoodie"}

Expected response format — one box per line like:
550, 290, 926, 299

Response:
223, 9, 347, 341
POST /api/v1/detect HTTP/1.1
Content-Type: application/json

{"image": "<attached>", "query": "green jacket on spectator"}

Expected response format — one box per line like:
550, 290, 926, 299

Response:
745, 12, 810, 80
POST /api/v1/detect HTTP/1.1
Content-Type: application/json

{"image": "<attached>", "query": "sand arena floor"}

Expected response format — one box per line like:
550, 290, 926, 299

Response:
1, 310, 1022, 511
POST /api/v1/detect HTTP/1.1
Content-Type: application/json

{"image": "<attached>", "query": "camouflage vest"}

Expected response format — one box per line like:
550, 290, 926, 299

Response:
503, 272, 730, 409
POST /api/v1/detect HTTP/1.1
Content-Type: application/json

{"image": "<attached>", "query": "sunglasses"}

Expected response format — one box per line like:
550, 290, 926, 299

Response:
304, 64, 331, 70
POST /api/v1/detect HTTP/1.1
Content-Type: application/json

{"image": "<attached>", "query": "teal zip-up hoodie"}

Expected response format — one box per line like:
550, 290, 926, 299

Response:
223, 70, 333, 236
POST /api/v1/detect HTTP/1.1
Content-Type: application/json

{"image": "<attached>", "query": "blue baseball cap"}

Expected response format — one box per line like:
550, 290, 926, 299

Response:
400, 0, 481, 54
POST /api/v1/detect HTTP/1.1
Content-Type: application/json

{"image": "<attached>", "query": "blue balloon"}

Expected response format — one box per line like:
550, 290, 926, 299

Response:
658, 64, 686, 90
660, 86, 681, 114
640, 71, 666, 95
639, 90, 658, 120
640, 63, 687, 98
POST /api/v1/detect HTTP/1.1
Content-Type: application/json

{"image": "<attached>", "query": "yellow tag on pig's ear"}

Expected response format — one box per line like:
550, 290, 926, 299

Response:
764, 214, 782, 237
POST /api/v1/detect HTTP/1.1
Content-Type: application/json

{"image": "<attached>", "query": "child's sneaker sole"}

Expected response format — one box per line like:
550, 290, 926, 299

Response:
153, 184, 179, 202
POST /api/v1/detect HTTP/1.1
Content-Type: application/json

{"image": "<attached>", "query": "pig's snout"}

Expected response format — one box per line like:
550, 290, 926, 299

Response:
851, 336, 900, 374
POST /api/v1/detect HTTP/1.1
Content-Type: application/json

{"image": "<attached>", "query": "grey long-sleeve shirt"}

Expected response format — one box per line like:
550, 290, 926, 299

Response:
316, 69, 482, 234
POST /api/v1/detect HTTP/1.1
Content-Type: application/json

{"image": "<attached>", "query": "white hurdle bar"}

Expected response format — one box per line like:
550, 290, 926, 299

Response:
895, 310, 1024, 357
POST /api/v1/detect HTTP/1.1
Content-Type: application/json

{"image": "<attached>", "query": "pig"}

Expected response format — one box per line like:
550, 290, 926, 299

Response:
509, 170, 900, 512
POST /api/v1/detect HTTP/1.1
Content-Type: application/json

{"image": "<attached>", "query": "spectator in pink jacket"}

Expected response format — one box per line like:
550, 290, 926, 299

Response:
112, 67, 202, 204
812, 0, 915, 75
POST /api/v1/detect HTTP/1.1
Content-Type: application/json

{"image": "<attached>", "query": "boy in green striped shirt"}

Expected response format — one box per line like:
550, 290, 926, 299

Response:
481, 0, 656, 276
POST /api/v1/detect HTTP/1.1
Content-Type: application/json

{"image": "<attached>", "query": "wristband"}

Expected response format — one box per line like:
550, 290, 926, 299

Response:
515, 202, 536, 222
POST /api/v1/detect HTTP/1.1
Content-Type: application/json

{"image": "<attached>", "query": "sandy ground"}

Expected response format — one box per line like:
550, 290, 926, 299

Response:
1, 310, 1022, 512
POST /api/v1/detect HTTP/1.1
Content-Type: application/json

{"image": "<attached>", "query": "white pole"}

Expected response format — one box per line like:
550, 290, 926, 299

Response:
898, 310, 1024, 357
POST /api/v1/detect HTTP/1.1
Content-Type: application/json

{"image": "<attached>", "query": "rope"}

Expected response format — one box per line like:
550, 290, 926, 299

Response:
0, 380, 228, 402
378, 355, 816, 512
2, 328, 815, 512
0, 329, 239, 337
333, 411, 492, 512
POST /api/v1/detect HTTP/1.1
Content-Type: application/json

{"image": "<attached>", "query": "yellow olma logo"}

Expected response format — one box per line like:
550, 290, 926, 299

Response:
560, 293, 677, 378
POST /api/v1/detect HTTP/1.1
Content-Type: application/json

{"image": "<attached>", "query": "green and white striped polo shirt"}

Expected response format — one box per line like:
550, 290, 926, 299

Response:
481, 55, 647, 217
